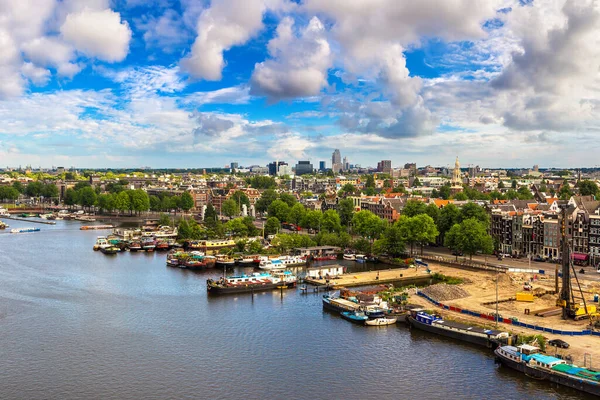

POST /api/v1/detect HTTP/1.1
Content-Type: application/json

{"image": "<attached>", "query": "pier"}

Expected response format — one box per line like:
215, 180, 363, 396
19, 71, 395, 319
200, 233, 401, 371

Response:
0, 216, 56, 225
305, 267, 432, 288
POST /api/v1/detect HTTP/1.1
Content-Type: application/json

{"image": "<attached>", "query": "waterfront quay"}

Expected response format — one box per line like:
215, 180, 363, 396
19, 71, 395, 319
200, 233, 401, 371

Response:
305, 267, 432, 288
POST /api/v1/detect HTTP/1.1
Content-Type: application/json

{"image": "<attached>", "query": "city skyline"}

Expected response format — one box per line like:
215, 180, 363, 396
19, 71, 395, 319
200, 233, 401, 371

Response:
1, 1, 599, 168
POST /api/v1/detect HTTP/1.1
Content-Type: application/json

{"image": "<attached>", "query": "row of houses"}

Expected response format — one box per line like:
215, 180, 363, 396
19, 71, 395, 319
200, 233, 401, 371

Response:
488, 196, 600, 266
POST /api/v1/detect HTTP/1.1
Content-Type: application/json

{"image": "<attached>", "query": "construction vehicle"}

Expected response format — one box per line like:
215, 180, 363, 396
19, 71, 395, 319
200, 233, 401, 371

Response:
523, 282, 532, 291
556, 205, 597, 323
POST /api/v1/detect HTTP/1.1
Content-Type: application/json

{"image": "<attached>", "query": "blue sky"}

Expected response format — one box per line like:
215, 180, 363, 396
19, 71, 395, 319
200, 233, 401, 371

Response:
1, 0, 599, 169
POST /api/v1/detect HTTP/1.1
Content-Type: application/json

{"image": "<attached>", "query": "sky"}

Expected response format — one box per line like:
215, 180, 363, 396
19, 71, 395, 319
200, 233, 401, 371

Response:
1, 0, 599, 169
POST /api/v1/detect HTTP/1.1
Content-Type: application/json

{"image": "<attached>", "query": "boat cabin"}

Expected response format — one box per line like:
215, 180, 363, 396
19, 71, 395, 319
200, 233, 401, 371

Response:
306, 265, 344, 279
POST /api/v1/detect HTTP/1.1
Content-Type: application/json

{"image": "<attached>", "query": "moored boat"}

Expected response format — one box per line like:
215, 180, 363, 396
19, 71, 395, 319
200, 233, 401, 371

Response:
495, 345, 600, 397
206, 271, 297, 295
313, 254, 337, 261
215, 254, 236, 268
100, 246, 119, 255
93, 236, 110, 251
365, 317, 397, 326
408, 311, 509, 348
155, 240, 170, 251
322, 294, 361, 313
341, 310, 369, 323
259, 255, 306, 269
129, 241, 142, 252
142, 238, 156, 252
343, 253, 356, 261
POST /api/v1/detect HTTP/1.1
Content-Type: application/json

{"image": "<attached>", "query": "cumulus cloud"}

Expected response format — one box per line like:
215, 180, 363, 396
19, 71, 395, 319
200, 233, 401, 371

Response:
193, 113, 236, 137
181, 0, 269, 80
21, 62, 51, 86
250, 16, 332, 101
136, 9, 191, 52
61, 8, 132, 62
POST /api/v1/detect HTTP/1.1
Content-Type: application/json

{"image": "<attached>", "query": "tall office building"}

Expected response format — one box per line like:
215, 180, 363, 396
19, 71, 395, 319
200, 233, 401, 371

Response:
295, 161, 314, 175
332, 149, 342, 173
377, 160, 392, 174
319, 161, 326, 171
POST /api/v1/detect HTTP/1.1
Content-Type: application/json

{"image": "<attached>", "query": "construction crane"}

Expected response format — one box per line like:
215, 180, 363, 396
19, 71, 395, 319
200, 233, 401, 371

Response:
557, 205, 597, 322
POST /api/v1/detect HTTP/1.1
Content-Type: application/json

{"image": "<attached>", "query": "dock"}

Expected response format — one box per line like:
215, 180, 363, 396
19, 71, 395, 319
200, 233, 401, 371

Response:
0, 216, 56, 225
305, 267, 432, 288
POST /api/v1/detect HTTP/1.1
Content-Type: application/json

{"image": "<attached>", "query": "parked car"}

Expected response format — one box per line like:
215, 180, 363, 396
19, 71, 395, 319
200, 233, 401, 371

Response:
533, 255, 546, 262
548, 339, 570, 349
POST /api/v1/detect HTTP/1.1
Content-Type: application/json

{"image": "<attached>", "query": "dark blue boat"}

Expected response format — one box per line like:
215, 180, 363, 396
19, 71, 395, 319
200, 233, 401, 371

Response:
340, 311, 369, 323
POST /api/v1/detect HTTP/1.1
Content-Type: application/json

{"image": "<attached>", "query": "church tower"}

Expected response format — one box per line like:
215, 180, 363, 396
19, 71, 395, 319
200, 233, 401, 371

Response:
451, 156, 463, 193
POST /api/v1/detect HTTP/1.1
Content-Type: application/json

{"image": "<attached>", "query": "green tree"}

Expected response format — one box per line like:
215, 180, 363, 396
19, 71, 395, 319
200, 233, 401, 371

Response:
398, 214, 438, 255
505, 189, 518, 200
336, 198, 355, 226
351, 210, 385, 240
12, 181, 24, 193
402, 199, 427, 217
42, 184, 59, 200
425, 203, 440, 224
221, 199, 240, 219
78, 186, 97, 210
453, 192, 468, 201
74, 181, 91, 191
255, 189, 278, 213
413, 177, 422, 187
105, 182, 125, 193
225, 218, 249, 237
130, 189, 150, 214
287, 203, 306, 227
96, 193, 115, 212
559, 180, 573, 200
439, 184, 451, 200
149, 195, 161, 211
204, 204, 218, 223
579, 180, 599, 197
489, 190, 505, 200
0, 186, 19, 201
25, 181, 44, 197
377, 224, 406, 257
497, 181, 505, 189
511, 179, 518, 189
231, 191, 251, 208
265, 217, 280, 235
267, 199, 289, 222
321, 209, 342, 233
158, 213, 172, 227
248, 176, 277, 189
180, 191, 195, 212
365, 175, 375, 188
437, 203, 460, 239
114, 191, 131, 214
64, 188, 78, 208
444, 218, 493, 260
301, 210, 322, 231
278, 192, 297, 207
339, 183, 357, 196
459, 202, 489, 227
517, 186, 534, 200
391, 183, 406, 194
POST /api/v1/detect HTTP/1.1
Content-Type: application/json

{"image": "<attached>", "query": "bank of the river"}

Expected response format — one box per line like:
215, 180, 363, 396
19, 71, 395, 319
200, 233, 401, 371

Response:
0, 219, 591, 400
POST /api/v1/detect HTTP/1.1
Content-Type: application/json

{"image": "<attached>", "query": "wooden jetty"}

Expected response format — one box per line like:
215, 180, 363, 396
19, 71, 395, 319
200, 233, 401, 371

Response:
305, 268, 432, 288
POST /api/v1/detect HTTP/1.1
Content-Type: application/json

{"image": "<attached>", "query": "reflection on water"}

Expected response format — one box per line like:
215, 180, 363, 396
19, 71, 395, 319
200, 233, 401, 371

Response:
0, 219, 591, 399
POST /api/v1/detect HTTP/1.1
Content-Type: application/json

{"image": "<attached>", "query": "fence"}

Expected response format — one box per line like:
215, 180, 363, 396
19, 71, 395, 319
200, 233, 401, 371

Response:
417, 291, 594, 337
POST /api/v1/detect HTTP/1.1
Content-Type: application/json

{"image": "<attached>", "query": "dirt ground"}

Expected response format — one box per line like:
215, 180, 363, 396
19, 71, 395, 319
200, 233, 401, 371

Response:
411, 262, 600, 368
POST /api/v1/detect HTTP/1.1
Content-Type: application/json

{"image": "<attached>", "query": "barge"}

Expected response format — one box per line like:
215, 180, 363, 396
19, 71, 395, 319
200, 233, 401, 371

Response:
207, 271, 297, 295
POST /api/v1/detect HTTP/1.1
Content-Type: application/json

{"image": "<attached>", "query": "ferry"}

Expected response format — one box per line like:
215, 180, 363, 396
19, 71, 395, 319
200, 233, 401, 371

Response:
206, 271, 297, 294
10, 227, 41, 234
495, 344, 600, 396
259, 255, 306, 270
408, 311, 509, 348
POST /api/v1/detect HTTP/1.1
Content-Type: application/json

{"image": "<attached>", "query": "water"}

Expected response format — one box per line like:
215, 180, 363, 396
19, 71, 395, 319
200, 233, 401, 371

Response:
0, 219, 592, 399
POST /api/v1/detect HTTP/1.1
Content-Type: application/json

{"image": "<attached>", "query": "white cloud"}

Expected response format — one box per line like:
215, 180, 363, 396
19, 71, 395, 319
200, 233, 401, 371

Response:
250, 16, 332, 101
61, 8, 132, 62
267, 133, 315, 160
103, 65, 186, 96
184, 85, 252, 105
181, 0, 273, 80
136, 9, 191, 52
21, 62, 51, 86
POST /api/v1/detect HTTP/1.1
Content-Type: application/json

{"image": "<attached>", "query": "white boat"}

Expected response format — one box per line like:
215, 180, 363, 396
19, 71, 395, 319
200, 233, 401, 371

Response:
343, 253, 356, 261
355, 254, 366, 263
365, 317, 397, 326
259, 255, 306, 270
93, 236, 111, 250
10, 227, 41, 234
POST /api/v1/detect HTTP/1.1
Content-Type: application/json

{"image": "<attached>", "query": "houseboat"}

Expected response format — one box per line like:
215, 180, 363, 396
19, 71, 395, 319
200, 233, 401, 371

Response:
129, 241, 142, 252
306, 265, 345, 280
215, 254, 236, 268
186, 239, 236, 253
259, 255, 306, 270
408, 311, 509, 348
206, 271, 297, 294
495, 344, 600, 397
93, 236, 110, 251
322, 294, 361, 313
142, 238, 156, 252
237, 255, 262, 265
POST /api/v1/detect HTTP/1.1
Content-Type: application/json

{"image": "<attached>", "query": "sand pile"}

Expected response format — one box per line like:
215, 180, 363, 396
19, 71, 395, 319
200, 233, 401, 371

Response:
420, 283, 470, 302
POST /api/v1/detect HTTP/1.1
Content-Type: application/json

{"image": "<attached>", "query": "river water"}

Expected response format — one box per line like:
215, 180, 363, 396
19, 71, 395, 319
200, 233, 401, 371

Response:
0, 219, 592, 399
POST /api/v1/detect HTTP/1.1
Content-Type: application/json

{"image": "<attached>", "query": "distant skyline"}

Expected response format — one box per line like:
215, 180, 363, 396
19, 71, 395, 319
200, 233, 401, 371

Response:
1, 1, 599, 168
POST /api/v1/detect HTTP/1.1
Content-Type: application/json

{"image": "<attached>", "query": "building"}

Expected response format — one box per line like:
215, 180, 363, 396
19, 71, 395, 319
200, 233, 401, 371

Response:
319, 161, 326, 171
268, 161, 288, 176
230, 162, 238, 171
450, 156, 464, 194
377, 160, 392, 174
343, 156, 349, 171
295, 161, 313, 176
332, 149, 342, 173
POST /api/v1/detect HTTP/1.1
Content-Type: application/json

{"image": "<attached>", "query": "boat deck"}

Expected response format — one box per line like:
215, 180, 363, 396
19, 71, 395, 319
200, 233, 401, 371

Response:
434, 319, 505, 336
305, 268, 431, 288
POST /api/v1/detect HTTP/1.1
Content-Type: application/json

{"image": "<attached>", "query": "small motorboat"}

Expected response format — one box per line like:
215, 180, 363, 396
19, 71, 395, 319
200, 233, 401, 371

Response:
365, 317, 397, 326
355, 254, 366, 263
341, 311, 369, 323
363, 306, 386, 319
100, 246, 119, 255
10, 227, 41, 233
343, 253, 356, 261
